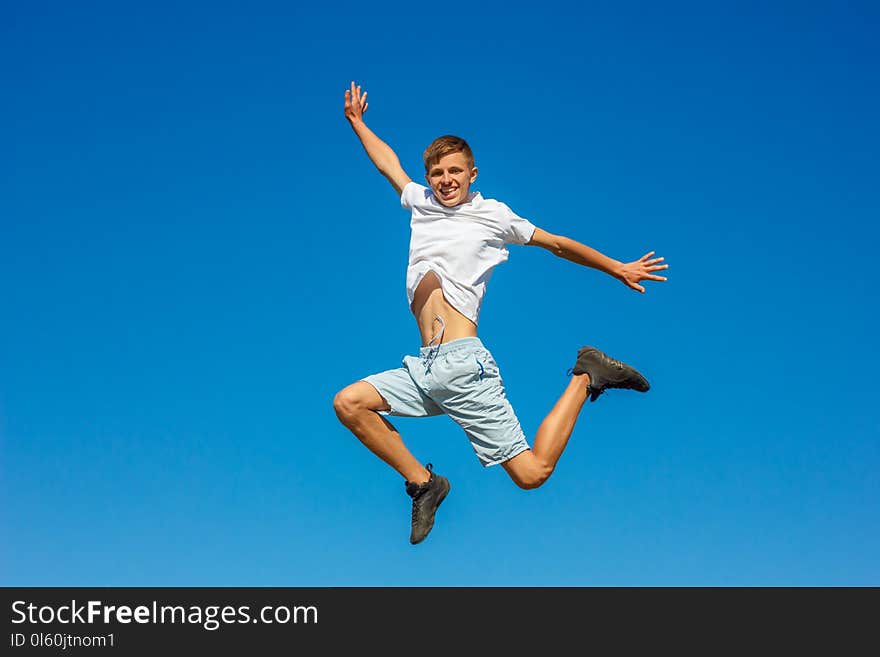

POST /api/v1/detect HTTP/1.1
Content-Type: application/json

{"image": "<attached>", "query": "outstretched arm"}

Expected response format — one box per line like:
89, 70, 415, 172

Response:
527, 227, 669, 293
343, 81, 411, 196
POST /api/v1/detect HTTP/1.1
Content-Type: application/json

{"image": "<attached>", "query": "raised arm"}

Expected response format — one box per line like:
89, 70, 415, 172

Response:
527, 227, 669, 293
343, 81, 412, 196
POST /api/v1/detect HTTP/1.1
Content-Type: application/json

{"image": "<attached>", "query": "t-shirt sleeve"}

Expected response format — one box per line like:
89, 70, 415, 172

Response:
401, 182, 429, 210
502, 203, 537, 245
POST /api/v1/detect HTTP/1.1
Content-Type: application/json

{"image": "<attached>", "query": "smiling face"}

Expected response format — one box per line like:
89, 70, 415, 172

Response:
425, 151, 479, 207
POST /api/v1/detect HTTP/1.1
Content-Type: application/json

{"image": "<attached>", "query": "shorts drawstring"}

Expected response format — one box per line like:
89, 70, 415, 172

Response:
422, 315, 446, 373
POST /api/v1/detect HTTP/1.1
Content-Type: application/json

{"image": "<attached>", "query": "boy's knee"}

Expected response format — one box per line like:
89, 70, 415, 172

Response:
333, 386, 363, 421
509, 463, 553, 490
515, 474, 549, 490
334, 382, 390, 423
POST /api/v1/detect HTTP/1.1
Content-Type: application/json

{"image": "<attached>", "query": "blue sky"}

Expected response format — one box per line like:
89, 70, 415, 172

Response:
2, 1, 877, 585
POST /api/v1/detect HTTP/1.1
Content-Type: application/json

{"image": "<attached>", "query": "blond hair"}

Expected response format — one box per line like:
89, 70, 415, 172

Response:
423, 135, 474, 172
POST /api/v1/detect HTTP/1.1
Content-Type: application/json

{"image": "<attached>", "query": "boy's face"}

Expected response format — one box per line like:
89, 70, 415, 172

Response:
425, 151, 478, 207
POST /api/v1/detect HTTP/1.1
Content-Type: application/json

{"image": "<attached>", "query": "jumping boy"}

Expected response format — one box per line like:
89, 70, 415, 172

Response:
334, 81, 669, 544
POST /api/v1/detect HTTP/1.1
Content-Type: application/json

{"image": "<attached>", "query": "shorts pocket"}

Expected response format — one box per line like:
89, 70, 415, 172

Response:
474, 354, 487, 381
474, 349, 500, 381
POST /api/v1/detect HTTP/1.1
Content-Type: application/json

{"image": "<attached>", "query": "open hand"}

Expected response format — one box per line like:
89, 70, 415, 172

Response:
344, 80, 369, 123
618, 251, 669, 293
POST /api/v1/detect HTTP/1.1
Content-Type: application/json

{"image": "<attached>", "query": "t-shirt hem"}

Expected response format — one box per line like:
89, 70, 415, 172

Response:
408, 268, 480, 325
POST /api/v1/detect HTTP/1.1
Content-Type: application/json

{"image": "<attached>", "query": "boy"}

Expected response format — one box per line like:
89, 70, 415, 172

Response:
334, 81, 669, 544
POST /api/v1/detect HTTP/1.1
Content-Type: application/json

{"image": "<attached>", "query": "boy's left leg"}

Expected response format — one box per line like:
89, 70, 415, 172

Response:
501, 374, 590, 489
503, 346, 650, 489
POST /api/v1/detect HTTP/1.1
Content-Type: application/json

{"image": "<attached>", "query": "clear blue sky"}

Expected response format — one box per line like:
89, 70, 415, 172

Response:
2, 0, 877, 586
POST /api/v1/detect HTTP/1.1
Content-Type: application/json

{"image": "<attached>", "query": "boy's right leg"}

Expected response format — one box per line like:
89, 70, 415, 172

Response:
333, 381, 429, 484
333, 378, 451, 544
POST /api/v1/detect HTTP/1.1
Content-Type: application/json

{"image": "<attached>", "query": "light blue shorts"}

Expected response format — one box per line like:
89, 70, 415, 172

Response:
362, 337, 531, 467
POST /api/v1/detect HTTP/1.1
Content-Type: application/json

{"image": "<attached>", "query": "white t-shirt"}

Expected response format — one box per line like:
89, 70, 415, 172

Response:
401, 181, 537, 324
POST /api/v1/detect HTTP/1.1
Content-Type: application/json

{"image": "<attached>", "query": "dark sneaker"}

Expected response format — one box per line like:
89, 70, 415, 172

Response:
405, 463, 450, 545
571, 346, 650, 402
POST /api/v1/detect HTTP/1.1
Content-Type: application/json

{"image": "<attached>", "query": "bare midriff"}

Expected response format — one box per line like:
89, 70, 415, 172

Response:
410, 271, 478, 346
